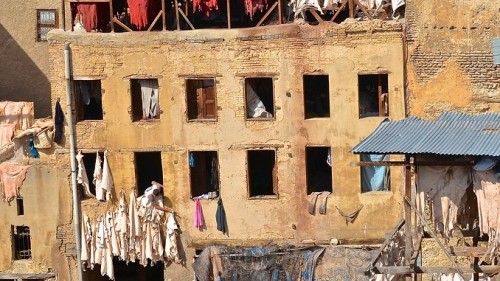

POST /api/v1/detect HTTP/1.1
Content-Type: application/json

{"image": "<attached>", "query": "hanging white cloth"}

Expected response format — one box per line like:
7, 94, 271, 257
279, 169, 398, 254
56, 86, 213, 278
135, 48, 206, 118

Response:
164, 212, 180, 263
89, 221, 97, 269
97, 150, 114, 201
93, 152, 103, 200
95, 216, 105, 266
128, 190, 142, 262
139, 79, 160, 119
81, 214, 92, 269
76, 151, 95, 198
106, 210, 120, 257
115, 190, 129, 262
245, 82, 273, 118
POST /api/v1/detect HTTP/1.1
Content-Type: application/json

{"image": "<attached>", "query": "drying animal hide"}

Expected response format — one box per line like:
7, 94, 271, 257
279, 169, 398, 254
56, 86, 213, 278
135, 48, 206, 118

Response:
76, 151, 95, 198
193, 0, 219, 16
127, 0, 152, 30
243, 0, 268, 20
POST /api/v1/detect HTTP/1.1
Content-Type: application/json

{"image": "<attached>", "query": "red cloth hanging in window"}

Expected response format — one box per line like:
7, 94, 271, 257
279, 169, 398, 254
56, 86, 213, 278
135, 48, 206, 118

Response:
76, 3, 98, 32
193, 0, 219, 16
243, 0, 269, 20
127, 0, 151, 30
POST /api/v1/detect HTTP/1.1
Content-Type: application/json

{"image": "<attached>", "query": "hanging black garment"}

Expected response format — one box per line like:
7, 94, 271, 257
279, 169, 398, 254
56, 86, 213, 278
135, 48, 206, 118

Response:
54, 100, 64, 144
215, 197, 227, 234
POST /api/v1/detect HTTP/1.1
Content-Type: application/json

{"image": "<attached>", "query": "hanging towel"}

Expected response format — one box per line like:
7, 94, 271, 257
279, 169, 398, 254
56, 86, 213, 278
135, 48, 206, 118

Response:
0, 163, 30, 202
76, 151, 95, 198
81, 213, 90, 269
215, 197, 228, 234
165, 212, 180, 263
194, 198, 205, 229
336, 205, 364, 224
128, 190, 141, 261
97, 150, 114, 201
54, 100, 64, 144
138, 79, 159, 119
318, 191, 331, 215
93, 152, 104, 200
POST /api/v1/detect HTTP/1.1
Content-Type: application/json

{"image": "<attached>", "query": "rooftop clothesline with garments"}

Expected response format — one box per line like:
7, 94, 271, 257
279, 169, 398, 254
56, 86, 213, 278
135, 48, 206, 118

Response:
68, 0, 405, 33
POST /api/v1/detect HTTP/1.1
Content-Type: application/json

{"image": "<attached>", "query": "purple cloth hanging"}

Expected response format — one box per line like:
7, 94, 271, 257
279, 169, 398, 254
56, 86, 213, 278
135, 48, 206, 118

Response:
194, 198, 205, 229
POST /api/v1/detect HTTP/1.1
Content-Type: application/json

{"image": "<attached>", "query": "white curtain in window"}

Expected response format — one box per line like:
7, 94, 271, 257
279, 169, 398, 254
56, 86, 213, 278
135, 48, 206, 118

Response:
139, 80, 159, 119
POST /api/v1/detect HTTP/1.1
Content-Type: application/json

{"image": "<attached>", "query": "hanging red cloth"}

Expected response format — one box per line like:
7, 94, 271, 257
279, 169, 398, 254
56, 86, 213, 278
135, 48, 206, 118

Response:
243, 0, 269, 20
76, 3, 98, 32
193, 0, 219, 16
127, 0, 151, 30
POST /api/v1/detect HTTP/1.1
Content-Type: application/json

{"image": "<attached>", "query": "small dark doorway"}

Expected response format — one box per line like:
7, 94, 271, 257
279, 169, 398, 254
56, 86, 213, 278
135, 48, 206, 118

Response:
358, 74, 389, 118
247, 150, 277, 197
305, 147, 332, 194
83, 258, 164, 281
135, 152, 163, 195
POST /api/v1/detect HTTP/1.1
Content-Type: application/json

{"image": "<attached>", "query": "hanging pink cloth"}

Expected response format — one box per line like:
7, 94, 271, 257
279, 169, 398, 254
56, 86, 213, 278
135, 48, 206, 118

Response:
76, 3, 98, 32
194, 198, 205, 229
193, 0, 219, 16
0, 163, 30, 202
127, 0, 151, 30
243, 0, 269, 20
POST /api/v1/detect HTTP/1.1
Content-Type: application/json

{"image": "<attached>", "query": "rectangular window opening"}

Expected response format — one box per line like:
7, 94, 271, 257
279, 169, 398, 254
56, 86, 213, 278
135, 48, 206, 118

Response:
134, 152, 163, 195
37, 9, 57, 42
186, 78, 217, 121
306, 147, 333, 194
189, 151, 219, 198
360, 154, 390, 193
303, 75, 330, 119
131, 79, 160, 121
245, 77, 274, 119
80, 152, 104, 197
16, 197, 24, 216
12, 225, 32, 260
74, 80, 103, 121
247, 150, 277, 197
358, 74, 389, 118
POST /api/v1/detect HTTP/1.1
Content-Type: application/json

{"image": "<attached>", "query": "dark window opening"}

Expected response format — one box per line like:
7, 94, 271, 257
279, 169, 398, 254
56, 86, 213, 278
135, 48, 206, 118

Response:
74, 80, 103, 121
83, 257, 164, 281
189, 151, 219, 198
16, 197, 24, 216
12, 225, 31, 260
360, 154, 390, 193
37, 9, 57, 42
303, 75, 330, 119
80, 152, 104, 197
245, 78, 274, 119
358, 74, 389, 118
306, 147, 332, 194
247, 150, 277, 197
186, 79, 217, 121
131, 79, 160, 121
135, 152, 163, 195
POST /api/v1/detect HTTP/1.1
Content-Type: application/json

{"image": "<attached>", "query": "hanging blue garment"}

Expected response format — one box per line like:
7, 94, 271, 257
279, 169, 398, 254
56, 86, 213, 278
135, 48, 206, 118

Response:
361, 154, 389, 192
29, 138, 39, 158
189, 152, 195, 168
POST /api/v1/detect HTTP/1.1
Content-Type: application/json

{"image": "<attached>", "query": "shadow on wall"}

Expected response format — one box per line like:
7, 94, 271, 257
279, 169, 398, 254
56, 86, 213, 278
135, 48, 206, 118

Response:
0, 24, 51, 118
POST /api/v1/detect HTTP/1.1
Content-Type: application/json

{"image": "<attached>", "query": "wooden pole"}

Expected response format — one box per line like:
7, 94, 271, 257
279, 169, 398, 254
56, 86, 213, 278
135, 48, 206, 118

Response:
226, 0, 231, 29
277, 0, 282, 24
255, 1, 278, 27
109, 0, 114, 32
348, 0, 354, 18
404, 155, 412, 280
174, 0, 180, 30
161, 0, 166, 30
330, 0, 348, 22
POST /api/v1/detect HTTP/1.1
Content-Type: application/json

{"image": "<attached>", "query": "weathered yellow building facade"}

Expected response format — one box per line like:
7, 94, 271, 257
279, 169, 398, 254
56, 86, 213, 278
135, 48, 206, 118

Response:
46, 20, 405, 279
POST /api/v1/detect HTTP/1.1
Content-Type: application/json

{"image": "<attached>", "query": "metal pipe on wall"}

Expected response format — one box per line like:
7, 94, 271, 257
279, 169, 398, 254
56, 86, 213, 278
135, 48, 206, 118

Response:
64, 43, 84, 281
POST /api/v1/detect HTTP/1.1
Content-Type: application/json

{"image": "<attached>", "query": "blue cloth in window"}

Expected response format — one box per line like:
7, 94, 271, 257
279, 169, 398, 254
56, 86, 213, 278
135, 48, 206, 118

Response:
189, 152, 195, 168
29, 138, 39, 158
361, 154, 389, 192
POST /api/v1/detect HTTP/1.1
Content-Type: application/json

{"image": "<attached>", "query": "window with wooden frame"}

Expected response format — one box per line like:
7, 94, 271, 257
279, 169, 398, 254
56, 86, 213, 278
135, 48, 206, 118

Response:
247, 150, 277, 198
12, 225, 32, 260
186, 78, 216, 121
189, 151, 219, 198
306, 146, 332, 194
130, 79, 160, 121
245, 77, 275, 120
36, 9, 57, 42
74, 80, 103, 121
303, 75, 330, 119
358, 74, 389, 118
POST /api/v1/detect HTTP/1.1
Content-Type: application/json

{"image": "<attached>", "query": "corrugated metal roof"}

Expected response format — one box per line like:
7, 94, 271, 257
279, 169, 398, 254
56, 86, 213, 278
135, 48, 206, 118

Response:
352, 112, 500, 156
493, 38, 500, 65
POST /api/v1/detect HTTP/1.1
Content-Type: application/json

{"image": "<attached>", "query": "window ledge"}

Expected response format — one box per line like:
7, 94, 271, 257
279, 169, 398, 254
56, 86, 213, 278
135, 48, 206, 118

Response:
248, 195, 279, 200
187, 119, 217, 122
133, 119, 160, 123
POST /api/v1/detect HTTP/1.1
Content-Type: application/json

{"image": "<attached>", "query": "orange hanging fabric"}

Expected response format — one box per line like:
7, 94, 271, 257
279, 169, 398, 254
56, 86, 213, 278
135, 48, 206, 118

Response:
193, 0, 219, 16
76, 3, 98, 32
127, 0, 150, 30
243, 0, 269, 20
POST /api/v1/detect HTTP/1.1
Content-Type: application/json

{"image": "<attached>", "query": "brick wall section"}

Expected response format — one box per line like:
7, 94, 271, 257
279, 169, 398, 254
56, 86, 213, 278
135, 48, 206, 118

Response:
56, 224, 76, 256
411, 49, 499, 88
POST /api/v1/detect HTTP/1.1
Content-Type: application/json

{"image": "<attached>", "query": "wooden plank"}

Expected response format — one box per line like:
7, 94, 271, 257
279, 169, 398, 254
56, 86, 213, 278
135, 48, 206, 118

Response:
227, 0, 231, 29
348, 0, 354, 18
147, 10, 163, 31
277, 0, 282, 24
404, 156, 412, 266
255, 1, 278, 27
161, 0, 166, 30
367, 219, 405, 270
330, 0, 348, 22
112, 18, 133, 32
0, 273, 56, 279
449, 246, 488, 257
178, 8, 195, 30
174, 0, 180, 30
352, 0, 373, 19
309, 9, 324, 22
374, 265, 500, 275
109, 0, 114, 32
